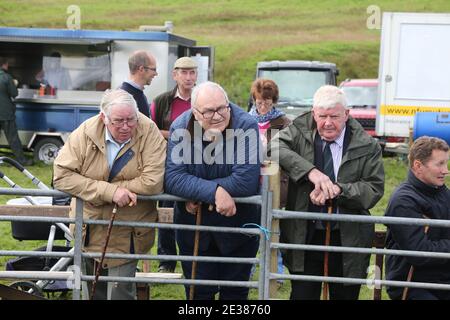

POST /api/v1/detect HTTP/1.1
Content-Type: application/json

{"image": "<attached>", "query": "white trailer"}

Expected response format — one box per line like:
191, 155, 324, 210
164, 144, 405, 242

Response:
377, 12, 450, 138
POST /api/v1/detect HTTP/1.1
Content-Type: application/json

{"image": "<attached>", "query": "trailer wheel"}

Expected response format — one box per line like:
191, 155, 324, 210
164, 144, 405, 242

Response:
33, 138, 63, 164
9, 281, 44, 298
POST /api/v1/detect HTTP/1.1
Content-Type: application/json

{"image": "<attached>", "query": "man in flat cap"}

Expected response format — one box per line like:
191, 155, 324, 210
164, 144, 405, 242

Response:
150, 56, 198, 273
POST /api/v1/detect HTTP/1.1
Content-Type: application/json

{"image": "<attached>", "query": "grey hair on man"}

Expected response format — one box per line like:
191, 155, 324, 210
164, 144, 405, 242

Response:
191, 81, 230, 109
313, 85, 348, 110
100, 89, 138, 120
128, 50, 152, 74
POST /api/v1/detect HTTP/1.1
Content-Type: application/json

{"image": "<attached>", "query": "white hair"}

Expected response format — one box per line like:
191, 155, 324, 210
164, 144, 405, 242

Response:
100, 89, 139, 120
313, 85, 348, 110
191, 81, 229, 108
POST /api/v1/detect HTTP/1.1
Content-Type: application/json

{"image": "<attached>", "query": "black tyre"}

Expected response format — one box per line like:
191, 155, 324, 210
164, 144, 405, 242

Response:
33, 138, 63, 164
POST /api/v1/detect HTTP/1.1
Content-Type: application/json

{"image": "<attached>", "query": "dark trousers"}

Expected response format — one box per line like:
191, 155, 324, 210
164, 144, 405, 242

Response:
157, 201, 177, 269
0, 119, 27, 162
178, 233, 258, 300
407, 288, 450, 300
289, 229, 361, 300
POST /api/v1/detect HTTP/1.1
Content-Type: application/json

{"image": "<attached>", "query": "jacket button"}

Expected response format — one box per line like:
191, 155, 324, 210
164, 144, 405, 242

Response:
136, 232, 141, 236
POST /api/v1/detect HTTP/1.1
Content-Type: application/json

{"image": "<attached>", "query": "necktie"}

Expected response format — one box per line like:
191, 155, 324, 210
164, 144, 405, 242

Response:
321, 141, 337, 229
323, 141, 335, 182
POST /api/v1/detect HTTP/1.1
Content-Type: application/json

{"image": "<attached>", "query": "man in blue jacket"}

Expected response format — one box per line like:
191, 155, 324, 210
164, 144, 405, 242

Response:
385, 136, 450, 300
164, 81, 261, 300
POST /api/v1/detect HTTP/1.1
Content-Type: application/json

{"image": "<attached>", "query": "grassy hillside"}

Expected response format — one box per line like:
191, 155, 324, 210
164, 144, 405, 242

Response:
2, 0, 450, 105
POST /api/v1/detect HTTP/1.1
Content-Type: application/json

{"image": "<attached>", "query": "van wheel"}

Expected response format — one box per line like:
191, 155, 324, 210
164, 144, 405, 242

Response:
33, 138, 63, 164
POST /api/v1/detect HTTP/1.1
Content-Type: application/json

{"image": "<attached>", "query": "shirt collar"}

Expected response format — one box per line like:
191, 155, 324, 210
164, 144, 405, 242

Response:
322, 126, 346, 148
175, 88, 191, 101
105, 128, 131, 147
126, 79, 144, 91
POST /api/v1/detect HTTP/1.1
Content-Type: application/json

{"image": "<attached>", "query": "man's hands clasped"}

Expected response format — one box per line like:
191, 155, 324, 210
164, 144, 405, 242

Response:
307, 168, 341, 206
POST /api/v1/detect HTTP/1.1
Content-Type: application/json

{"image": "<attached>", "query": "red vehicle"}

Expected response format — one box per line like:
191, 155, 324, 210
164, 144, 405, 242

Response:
339, 78, 403, 150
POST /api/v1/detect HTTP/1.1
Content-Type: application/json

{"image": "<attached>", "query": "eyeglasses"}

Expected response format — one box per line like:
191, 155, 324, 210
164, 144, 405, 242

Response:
143, 66, 157, 72
254, 99, 273, 108
108, 116, 138, 127
194, 105, 230, 120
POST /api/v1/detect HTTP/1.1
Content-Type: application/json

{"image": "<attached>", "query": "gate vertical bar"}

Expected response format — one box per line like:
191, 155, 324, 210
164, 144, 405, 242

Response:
268, 165, 280, 298
258, 175, 269, 300
263, 191, 273, 300
72, 197, 83, 300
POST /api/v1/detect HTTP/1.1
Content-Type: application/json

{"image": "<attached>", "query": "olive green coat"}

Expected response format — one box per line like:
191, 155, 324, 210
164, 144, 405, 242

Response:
274, 111, 384, 278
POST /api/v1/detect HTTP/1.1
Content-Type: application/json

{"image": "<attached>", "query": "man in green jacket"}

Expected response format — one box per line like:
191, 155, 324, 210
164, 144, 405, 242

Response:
0, 58, 32, 166
272, 85, 384, 300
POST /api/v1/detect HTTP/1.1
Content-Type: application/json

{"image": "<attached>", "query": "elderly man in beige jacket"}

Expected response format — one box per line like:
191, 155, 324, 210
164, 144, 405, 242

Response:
53, 89, 166, 300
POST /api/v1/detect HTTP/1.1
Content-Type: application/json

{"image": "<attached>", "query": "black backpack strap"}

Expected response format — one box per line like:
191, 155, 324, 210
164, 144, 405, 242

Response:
108, 148, 135, 182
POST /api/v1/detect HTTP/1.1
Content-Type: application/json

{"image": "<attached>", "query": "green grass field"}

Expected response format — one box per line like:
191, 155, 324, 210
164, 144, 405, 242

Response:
2, 0, 450, 105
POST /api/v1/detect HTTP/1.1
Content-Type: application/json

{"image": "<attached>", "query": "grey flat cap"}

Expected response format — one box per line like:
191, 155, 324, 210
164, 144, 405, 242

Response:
173, 56, 198, 69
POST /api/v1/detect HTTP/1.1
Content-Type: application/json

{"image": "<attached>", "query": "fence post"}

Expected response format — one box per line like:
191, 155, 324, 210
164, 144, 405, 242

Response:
72, 197, 83, 300
258, 175, 269, 300
267, 162, 280, 298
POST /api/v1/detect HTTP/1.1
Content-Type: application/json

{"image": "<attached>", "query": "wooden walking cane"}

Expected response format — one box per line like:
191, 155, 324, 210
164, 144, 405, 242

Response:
322, 200, 333, 300
402, 215, 430, 300
189, 205, 202, 300
90, 204, 118, 300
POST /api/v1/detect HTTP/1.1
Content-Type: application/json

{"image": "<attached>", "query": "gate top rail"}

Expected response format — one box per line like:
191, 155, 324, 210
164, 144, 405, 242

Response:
0, 187, 262, 205
274, 209, 450, 228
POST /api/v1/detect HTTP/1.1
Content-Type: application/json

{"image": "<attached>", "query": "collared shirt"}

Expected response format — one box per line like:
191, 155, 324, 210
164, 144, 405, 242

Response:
174, 88, 191, 101
125, 79, 144, 91
322, 126, 346, 179
105, 128, 131, 169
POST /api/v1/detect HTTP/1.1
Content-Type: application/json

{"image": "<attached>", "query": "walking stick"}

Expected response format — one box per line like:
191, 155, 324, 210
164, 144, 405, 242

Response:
90, 204, 118, 300
189, 205, 202, 300
322, 200, 333, 300
402, 216, 429, 300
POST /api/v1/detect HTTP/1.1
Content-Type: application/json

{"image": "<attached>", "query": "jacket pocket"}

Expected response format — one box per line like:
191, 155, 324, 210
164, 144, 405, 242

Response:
132, 227, 155, 254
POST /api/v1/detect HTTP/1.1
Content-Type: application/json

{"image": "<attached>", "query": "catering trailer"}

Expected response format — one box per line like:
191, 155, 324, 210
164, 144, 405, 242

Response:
0, 25, 213, 163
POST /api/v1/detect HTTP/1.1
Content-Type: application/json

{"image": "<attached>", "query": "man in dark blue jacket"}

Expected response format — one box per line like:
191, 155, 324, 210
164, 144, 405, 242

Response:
164, 81, 261, 300
385, 136, 450, 300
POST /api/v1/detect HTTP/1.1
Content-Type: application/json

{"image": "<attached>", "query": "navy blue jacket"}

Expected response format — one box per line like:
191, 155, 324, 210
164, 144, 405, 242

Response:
385, 171, 450, 299
120, 82, 150, 118
164, 103, 262, 253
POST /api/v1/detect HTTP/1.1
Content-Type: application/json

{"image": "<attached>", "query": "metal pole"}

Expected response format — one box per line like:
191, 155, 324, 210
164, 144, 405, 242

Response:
258, 175, 269, 300
72, 198, 83, 300
263, 192, 273, 300
322, 201, 333, 300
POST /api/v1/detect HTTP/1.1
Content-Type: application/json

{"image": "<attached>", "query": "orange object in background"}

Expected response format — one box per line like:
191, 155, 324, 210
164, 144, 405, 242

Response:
39, 84, 46, 96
